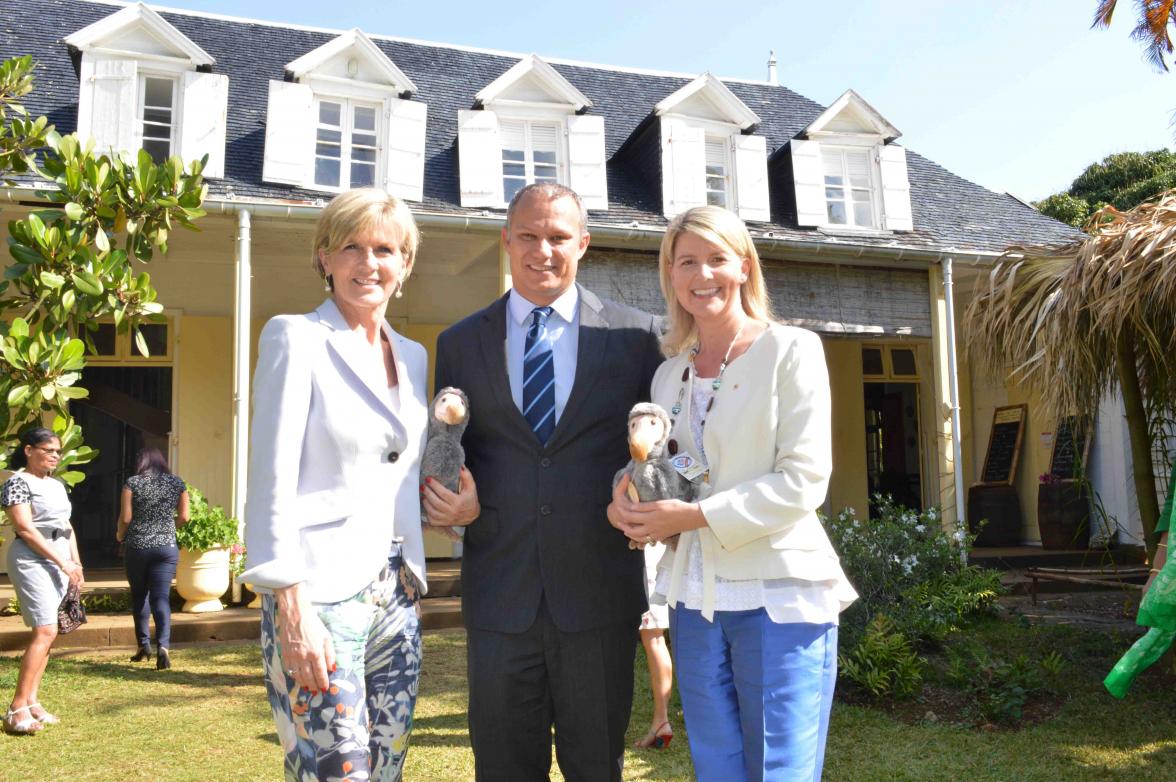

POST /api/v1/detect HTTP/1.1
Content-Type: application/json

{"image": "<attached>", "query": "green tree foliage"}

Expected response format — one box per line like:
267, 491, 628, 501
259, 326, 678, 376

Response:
0, 55, 207, 482
1034, 150, 1176, 230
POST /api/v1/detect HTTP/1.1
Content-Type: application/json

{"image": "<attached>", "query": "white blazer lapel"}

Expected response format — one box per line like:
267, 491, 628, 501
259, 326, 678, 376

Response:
315, 299, 407, 437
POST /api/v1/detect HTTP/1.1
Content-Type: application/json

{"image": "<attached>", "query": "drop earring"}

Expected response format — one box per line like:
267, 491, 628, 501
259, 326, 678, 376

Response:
324, 274, 333, 292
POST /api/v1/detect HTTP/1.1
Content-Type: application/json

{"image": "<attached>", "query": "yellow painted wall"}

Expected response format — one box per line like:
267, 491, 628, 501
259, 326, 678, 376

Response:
175, 315, 234, 509
824, 338, 869, 517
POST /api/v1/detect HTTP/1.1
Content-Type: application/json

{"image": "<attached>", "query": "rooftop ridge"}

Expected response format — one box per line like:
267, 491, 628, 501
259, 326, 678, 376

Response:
77, 0, 780, 87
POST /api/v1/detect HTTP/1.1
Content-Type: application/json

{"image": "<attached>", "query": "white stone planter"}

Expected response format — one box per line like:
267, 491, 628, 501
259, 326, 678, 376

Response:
176, 546, 229, 613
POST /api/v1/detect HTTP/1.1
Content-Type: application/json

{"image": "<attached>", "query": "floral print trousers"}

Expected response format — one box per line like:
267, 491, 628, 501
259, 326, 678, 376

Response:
261, 544, 422, 782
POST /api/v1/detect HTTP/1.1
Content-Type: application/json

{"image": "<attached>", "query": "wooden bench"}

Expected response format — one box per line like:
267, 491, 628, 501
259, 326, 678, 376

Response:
1025, 566, 1148, 604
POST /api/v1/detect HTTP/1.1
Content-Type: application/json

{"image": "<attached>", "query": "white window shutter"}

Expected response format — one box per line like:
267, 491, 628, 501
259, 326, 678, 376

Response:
179, 71, 228, 178
791, 139, 826, 227
878, 145, 914, 231
457, 109, 504, 208
732, 134, 770, 222
383, 98, 427, 202
77, 57, 138, 157
566, 114, 608, 210
262, 80, 314, 186
660, 118, 705, 218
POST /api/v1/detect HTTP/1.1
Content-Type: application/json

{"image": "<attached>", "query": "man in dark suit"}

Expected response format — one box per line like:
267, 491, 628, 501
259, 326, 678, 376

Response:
425, 182, 663, 782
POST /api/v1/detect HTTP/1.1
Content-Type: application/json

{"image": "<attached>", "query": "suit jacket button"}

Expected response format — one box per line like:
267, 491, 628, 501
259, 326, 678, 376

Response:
539, 504, 552, 516
387, 451, 399, 463
540, 458, 552, 468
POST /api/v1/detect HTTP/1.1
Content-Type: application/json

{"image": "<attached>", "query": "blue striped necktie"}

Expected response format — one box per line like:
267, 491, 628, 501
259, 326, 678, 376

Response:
523, 306, 556, 445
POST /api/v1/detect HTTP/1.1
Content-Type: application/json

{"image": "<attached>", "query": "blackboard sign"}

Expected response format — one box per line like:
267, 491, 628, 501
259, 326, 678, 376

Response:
979, 405, 1027, 486
1049, 416, 1091, 480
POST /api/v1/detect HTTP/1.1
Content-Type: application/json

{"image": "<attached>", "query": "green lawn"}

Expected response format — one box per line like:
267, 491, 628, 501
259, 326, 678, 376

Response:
1, 621, 1174, 781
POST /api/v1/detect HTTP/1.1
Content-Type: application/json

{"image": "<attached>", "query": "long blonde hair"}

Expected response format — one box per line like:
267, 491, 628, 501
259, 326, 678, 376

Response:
657, 206, 774, 356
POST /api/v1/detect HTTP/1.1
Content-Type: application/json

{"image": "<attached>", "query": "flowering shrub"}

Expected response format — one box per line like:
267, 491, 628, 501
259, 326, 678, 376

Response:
824, 495, 1005, 698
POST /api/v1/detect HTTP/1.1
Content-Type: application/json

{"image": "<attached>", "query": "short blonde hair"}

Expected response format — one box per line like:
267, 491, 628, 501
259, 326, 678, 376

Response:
657, 205, 774, 357
312, 188, 420, 285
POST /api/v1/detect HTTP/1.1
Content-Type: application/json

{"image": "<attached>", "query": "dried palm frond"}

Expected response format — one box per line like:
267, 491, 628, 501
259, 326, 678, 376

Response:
965, 188, 1176, 420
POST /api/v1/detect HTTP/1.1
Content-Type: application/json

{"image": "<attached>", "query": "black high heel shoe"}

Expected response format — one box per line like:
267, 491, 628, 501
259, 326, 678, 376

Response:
156, 647, 171, 670
130, 645, 152, 662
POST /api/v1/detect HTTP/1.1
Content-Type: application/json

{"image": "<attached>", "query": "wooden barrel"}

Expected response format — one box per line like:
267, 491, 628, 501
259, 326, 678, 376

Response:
1037, 482, 1090, 550
968, 484, 1023, 546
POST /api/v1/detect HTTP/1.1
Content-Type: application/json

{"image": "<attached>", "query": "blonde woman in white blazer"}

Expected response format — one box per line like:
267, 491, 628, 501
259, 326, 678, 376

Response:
241, 189, 430, 782
608, 206, 856, 782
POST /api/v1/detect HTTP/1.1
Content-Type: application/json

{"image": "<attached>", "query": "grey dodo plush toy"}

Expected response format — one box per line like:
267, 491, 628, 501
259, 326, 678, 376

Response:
420, 387, 470, 523
613, 402, 696, 548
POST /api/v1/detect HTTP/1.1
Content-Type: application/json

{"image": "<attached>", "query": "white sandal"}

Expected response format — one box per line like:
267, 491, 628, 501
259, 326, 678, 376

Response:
28, 703, 59, 726
3, 705, 43, 735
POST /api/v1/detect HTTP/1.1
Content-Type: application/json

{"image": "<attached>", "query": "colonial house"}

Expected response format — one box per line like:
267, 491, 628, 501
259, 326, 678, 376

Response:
1, 0, 1137, 572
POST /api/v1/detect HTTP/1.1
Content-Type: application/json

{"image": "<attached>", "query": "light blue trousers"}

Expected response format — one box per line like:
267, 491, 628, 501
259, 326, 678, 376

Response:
670, 607, 837, 782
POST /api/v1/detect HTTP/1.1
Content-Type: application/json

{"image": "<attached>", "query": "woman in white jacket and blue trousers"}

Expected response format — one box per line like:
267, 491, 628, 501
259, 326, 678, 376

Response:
241, 189, 430, 782
609, 205, 857, 782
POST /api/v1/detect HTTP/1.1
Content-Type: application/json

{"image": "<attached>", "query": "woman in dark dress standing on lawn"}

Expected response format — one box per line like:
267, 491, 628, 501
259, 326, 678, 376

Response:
116, 447, 189, 670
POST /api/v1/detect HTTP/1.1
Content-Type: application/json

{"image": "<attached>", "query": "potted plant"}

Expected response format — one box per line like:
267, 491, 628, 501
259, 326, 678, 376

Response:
174, 485, 239, 613
1036, 472, 1090, 550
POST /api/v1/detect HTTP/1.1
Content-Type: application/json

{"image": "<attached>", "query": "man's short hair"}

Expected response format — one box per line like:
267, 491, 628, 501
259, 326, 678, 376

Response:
504, 183, 588, 235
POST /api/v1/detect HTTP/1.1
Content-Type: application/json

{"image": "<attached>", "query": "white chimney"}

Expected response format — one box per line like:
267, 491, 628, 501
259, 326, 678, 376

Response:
767, 50, 778, 85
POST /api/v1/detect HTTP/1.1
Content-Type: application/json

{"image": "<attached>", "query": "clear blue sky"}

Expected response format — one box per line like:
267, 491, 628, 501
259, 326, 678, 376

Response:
155, 0, 1175, 201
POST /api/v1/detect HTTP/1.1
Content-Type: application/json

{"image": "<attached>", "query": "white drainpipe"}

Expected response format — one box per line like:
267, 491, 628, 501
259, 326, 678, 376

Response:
232, 209, 252, 542
942, 256, 968, 564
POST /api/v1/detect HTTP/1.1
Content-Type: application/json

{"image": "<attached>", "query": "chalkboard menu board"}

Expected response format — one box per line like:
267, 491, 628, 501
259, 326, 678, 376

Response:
979, 405, 1027, 486
1049, 416, 1091, 480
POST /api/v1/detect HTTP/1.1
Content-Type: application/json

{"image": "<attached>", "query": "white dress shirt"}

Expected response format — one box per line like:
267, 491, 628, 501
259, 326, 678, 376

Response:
506, 286, 580, 424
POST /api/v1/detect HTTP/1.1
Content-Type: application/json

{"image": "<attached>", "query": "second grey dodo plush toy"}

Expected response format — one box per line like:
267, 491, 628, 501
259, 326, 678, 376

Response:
421, 387, 470, 522
613, 402, 696, 548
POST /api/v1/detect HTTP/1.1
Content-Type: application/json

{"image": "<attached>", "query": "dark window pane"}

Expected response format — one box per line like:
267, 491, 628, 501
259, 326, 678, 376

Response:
353, 106, 376, 131
316, 128, 342, 144
891, 348, 917, 376
131, 324, 168, 358
706, 191, 727, 207
315, 157, 340, 187
827, 202, 846, 224
143, 78, 173, 108
315, 143, 341, 158
143, 138, 170, 164
350, 163, 375, 188
503, 163, 525, 177
534, 150, 557, 165
143, 107, 171, 125
862, 347, 884, 376
319, 102, 341, 126
352, 147, 377, 163
90, 323, 117, 356
503, 149, 525, 162
352, 132, 377, 148
504, 178, 524, 203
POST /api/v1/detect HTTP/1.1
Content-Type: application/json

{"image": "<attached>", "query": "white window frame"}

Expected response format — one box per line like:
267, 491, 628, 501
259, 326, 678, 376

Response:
499, 117, 566, 205
704, 134, 731, 209
820, 145, 882, 230
137, 72, 179, 163
312, 95, 383, 192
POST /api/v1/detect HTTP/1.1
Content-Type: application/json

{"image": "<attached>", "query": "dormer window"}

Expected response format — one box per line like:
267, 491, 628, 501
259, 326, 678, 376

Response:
822, 147, 875, 228
140, 76, 176, 163
458, 55, 608, 210
654, 74, 770, 221
500, 119, 561, 201
314, 98, 380, 189
262, 29, 427, 201
64, 4, 228, 176
705, 136, 731, 208
787, 90, 912, 232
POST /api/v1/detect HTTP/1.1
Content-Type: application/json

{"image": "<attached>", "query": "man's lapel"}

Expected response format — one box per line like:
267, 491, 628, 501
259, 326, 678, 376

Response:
547, 284, 608, 449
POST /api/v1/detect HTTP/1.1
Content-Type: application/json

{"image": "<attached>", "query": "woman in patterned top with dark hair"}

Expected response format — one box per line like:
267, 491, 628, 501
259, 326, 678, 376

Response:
2, 427, 82, 734
116, 447, 189, 670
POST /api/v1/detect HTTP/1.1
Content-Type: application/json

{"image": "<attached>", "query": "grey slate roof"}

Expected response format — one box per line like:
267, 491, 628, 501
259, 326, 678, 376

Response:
1, 0, 1082, 254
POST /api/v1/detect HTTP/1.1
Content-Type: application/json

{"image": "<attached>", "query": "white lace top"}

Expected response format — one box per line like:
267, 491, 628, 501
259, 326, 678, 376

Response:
654, 374, 844, 625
